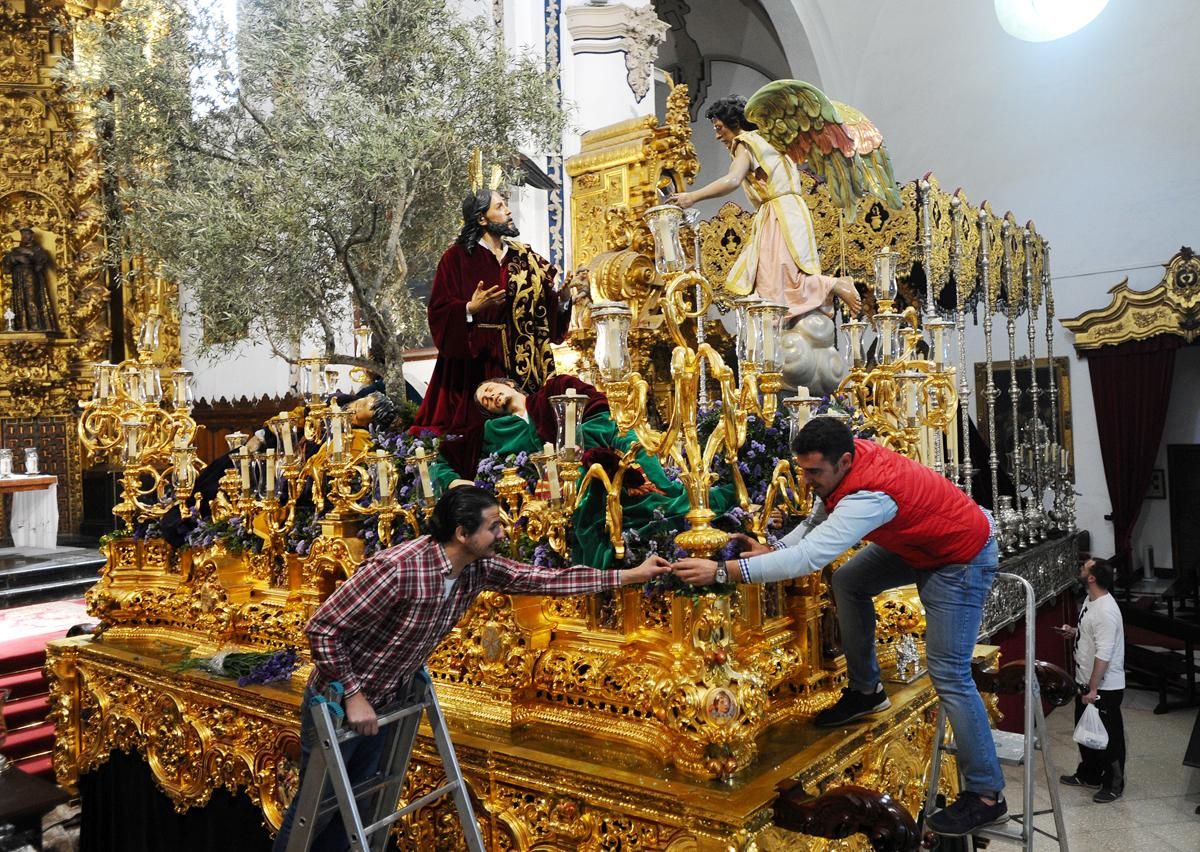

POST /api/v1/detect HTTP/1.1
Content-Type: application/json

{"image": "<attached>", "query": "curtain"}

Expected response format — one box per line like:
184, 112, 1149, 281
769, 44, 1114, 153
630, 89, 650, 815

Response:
1085, 335, 1182, 576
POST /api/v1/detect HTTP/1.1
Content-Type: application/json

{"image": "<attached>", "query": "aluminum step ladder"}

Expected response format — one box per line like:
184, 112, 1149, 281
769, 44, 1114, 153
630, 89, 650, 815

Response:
922, 573, 1070, 851
285, 668, 486, 852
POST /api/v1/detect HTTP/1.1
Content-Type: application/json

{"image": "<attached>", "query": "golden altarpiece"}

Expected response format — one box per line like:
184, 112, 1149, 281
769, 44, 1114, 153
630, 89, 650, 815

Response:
41, 78, 1081, 849
0, 0, 180, 535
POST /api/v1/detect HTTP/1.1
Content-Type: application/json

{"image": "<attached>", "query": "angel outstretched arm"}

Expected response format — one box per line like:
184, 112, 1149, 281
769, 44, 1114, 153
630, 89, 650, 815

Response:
668, 145, 753, 210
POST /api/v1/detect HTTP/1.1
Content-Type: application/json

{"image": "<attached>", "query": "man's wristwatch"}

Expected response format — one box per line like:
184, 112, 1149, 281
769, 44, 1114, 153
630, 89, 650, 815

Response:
714, 559, 728, 584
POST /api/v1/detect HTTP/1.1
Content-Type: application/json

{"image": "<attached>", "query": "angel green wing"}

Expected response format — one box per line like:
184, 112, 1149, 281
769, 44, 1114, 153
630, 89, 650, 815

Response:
745, 79, 902, 215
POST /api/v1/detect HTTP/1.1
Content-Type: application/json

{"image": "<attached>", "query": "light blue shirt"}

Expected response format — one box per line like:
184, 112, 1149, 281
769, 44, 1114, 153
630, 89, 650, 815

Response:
743, 491, 898, 582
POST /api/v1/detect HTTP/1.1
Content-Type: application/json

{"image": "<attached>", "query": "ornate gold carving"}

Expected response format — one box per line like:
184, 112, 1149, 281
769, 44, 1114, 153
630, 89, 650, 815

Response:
0, 1, 130, 533
1064, 247, 1200, 348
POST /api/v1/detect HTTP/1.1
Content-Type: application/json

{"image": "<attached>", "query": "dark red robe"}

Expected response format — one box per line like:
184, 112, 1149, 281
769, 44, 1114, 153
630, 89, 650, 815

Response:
412, 239, 570, 474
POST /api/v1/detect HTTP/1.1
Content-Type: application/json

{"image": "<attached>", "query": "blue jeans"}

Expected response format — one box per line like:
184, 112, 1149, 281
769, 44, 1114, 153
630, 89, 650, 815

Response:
273, 686, 387, 852
831, 537, 1004, 795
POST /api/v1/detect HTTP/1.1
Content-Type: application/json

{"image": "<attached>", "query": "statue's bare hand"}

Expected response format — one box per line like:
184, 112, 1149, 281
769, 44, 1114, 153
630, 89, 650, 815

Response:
833, 277, 862, 315
468, 281, 506, 315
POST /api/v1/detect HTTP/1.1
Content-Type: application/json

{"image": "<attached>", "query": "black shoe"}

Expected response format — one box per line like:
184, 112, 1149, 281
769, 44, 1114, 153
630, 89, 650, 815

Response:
1060, 773, 1101, 789
1093, 788, 1122, 803
926, 791, 1009, 836
813, 685, 890, 727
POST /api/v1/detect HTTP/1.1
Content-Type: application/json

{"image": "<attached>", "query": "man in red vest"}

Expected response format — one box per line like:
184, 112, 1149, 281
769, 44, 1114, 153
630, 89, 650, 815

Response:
674, 416, 1004, 837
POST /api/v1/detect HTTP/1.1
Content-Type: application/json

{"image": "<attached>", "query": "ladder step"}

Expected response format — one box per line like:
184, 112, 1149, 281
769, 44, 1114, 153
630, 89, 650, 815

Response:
364, 779, 464, 836
334, 702, 428, 743
939, 730, 1042, 764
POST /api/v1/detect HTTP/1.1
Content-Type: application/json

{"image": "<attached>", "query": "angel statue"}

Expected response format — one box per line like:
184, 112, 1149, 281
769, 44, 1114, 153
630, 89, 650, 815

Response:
669, 82, 901, 394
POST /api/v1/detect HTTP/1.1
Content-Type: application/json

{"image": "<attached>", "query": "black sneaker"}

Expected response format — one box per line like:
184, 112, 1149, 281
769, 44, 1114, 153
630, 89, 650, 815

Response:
813, 685, 890, 727
1092, 788, 1122, 803
1060, 773, 1101, 789
926, 791, 1008, 836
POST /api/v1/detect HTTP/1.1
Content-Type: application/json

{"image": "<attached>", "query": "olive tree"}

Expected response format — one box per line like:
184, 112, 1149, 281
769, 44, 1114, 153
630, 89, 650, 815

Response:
64, 0, 566, 392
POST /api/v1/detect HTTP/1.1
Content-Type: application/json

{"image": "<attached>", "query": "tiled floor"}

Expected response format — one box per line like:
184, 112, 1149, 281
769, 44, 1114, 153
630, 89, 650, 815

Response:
999, 688, 1199, 850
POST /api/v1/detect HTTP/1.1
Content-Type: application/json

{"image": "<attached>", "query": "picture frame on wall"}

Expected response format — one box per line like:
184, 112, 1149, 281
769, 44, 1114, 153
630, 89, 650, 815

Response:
974, 355, 1074, 480
1147, 468, 1167, 500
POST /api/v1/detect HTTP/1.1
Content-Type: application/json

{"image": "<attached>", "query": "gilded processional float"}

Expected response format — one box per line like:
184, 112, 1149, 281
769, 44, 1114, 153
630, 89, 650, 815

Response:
45, 83, 1079, 849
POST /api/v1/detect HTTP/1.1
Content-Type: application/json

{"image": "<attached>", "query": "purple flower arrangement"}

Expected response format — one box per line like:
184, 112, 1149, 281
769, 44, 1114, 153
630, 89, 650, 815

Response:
176, 647, 300, 686
371, 427, 446, 510
473, 451, 539, 493
697, 404, 791, 506
184, 514, 263, 554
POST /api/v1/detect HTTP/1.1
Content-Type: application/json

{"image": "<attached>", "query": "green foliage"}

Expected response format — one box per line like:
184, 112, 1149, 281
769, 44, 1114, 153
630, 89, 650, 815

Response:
60, 0, 567, 379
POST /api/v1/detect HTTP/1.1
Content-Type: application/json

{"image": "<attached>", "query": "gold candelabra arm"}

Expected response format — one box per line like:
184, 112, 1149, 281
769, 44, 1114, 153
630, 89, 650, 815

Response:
574, 442, 645, 564
752, 459, 811, 540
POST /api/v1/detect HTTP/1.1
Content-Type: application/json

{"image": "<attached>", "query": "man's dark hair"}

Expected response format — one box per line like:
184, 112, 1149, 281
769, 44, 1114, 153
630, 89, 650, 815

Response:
473, 377, 520, 418
792, 417, 855, 465
704, 96, 758, 133
1087, 558, 1114, 591
363, 391, 399, 431
427, 485, 499, 543
456, 189, 495, 253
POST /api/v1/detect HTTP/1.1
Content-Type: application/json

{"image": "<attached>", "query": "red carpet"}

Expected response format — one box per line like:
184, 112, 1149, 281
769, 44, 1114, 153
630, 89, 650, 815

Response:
0, 599, 89, 779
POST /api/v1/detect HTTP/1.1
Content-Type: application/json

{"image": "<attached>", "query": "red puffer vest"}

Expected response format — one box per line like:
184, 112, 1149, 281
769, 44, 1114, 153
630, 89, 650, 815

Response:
824, 439, 991, 569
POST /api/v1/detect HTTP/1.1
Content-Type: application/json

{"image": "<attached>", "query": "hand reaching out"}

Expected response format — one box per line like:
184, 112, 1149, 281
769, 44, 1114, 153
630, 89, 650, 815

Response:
620, 555, 672, 584
730, 532, 771, 557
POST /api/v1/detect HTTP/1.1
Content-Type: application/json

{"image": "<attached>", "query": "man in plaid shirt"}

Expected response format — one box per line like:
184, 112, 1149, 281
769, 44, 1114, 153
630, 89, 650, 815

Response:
274, 485, 669, 851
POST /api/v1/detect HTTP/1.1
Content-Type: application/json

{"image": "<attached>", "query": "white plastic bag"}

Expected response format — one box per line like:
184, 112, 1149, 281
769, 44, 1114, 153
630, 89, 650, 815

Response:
1072, 702, 1109, 750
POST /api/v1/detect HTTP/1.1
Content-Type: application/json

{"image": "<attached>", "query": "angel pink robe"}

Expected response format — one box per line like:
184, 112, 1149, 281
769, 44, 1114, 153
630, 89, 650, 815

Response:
725, 131, 840, 319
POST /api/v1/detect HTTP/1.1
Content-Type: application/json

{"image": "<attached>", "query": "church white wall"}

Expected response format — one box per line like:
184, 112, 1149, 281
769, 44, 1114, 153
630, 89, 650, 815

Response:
791, 0, 1200, 565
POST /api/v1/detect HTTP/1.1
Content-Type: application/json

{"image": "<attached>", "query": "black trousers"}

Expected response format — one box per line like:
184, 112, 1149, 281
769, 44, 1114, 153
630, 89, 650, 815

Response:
1073, 688, 1126, 793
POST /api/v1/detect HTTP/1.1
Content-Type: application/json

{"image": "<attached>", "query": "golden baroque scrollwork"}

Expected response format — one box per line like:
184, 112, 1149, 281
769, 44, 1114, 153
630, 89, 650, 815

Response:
45, 638, 300, 828
1064, 245, 1200, 348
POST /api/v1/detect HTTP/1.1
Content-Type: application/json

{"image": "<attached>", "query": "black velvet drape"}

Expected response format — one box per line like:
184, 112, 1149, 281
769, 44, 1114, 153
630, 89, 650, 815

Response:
1084, 335, 1182, 575
80, 750, 273, 852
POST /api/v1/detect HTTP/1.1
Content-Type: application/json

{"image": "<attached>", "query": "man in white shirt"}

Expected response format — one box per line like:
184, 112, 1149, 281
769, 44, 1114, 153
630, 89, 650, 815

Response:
1057, 557, 1126, 803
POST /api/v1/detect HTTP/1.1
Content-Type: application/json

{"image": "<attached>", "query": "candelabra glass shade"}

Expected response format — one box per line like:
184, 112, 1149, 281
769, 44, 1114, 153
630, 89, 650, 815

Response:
874, 313, 902, 365
783, 394, 819, 448
327, 408, 353, 459
138, 311, 162, 355
353, 326, 373, 360
895, 370, 926, 423
123, 364, 144, 403
224, 431, 249, 453
270, 414, 300, 460
246, 452, 267, 498
591, 300, 633, 382
644, 204, 688, 275
93, 362, 116, 400
925, 318, 955, 369
372, 451, 394, 504
733, 295, 761, 366
141, 364, 163, 403
551, 390, 586, 455
841, 319, 868, 368
171, 369, 194, 409
23, 447, 38, 474
171, 446, 196, 494
0, 450, 12, 478
121, 419, 146, 464
323, 367, 341, 396
298, 359, 328, 401
873, 246, 899, 304
748, 301, 789, 372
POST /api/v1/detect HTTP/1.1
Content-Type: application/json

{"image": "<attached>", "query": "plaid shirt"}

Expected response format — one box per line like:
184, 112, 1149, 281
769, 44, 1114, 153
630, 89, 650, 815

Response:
306, 535, 620, 707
